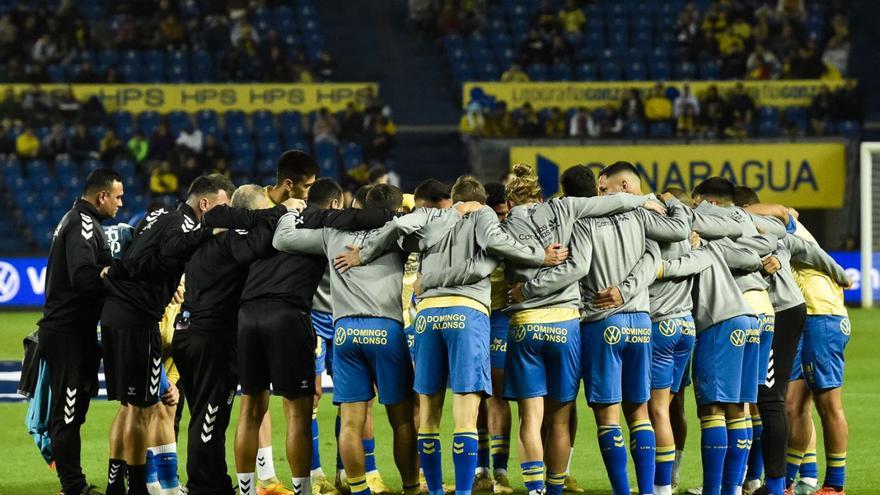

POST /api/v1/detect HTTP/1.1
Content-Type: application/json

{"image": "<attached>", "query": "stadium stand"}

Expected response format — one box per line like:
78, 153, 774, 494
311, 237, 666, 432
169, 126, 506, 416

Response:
0, 0, 334, 83
459, 79, 863, 139
0, 86, 397, 252
436, 0, 852, 85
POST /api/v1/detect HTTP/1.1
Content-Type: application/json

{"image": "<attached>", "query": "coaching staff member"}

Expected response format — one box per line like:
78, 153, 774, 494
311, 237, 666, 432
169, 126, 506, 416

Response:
38, 168, 124, 495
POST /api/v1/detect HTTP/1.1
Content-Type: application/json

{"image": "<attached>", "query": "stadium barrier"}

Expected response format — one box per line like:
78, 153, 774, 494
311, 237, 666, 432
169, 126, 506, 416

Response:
509, 142, 846, 207
6, 83, 379, 113
463, 80, 851, 110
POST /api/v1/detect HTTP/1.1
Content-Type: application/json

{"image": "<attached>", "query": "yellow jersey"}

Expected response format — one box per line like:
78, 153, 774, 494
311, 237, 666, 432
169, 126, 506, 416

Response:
791, 221, 847, 317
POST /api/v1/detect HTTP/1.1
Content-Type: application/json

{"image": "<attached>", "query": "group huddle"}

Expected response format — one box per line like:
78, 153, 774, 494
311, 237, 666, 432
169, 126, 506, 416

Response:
34, 149, 850, 495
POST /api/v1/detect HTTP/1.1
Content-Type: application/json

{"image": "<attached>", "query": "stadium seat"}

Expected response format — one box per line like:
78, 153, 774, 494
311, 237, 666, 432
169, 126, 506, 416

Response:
674, 62, 697, 80
649, 121, 674, 138
837, 120, 860, 137
758, 119, 780, 137
624, 120, 646, 139
600, 60, 622, 81
526, 64, 549, 81
624, 61, 647, 80
784, 107, 808, 133
550, 63, 572, 81
138, 112, 161, 136
649, 61, 671, 80
575, 62, 597, 81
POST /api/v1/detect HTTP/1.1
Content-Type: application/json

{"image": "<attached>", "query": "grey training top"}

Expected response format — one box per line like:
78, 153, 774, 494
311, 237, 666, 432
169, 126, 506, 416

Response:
660, 237, 762, 330
501, 194, 656, 313
522, 203, 691, 321
646, 198, 745, 322
694, 202, 786, 294
274, 207, 464, 323
764, 244, 806, 313
311, 270, 332, 314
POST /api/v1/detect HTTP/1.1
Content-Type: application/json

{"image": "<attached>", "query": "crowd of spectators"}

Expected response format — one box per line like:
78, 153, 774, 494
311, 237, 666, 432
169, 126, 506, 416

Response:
1, 84, 399, 202
0, 1, 334, 83
460, 80, 862, 140
426, 0, 852, 83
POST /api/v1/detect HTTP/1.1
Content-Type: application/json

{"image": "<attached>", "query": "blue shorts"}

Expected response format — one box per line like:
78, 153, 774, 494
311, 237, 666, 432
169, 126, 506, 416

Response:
489, 312, 510, 370
692, 316, 751, 406
312, 310, 335, 375
651, 315, 696, 393
802, 315, 850, 390
404, 325, 415, 362
413, 306, 491, 395
790, 336, 804, 381
582, 312, 652, 405
332, 317, 414, 405
504, 316, 580, 402
740, 316, 761, 403
757, 313, 776, 386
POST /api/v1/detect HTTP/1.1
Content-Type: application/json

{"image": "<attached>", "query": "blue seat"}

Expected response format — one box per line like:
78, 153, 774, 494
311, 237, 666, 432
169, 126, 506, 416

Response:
230, 158, 253, 175
649, 61, 670, 80
624, 61, 647, 80
83, 159, 102, 176
143, 62, 164, 83
478, 62, 500, 80
837, 120, 860, 138
575, 62, 597, 80
115, 159, 135, 177
526, 63, 549, 81
168, 64, 189, 83
98, 49, 119, 70
225, 110, 247, 129
342, 142, 363, 169
674, 62, 696, 80
195, 110, 219, 133
47, 64, 66, 83
315, 141, 339, 180
257, 158, 276, 175
784, 107, 808, 133
138, 112, 161, 136
252, 110, 275, 129
699, 60, 721, 79
600, 60, 622, 81
758, 107, 779, 123
472, 47, 494, 65
55, 160, 78, 181
649, 121, 674, 138
280, 111, 303, 136
122, 50, 142, 66
758, 119, 780, 137
607, 31, 628, 50
119, 63, 140, 82
28, 160, 50, 178
551, 63, 573, 81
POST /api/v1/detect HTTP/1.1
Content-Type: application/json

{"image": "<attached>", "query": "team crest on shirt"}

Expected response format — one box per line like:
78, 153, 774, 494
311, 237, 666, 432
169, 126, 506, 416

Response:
658, 320, 677, 337
415, 315, 427, 334
512, 325, 526, 342
334, 327, 347, 345
840, 318, 851, 335
730, 329, 747, 347
603, 326, 621, 345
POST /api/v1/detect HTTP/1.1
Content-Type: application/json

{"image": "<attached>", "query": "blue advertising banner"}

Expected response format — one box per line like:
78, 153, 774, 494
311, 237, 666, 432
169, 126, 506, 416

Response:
0, 252, 875, 308
827, 251, 880, 303
0, 257, 47, 307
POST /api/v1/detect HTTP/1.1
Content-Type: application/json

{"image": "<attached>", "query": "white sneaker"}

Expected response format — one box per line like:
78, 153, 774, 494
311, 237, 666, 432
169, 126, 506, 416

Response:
793, 479, 819, 495
744, 479, 762, 495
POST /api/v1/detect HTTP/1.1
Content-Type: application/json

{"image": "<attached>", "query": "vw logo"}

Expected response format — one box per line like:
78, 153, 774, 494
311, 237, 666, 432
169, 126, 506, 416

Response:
512, 325, 526, 342
0, 262, 21, 303
415, 315, 427, 334
730, 329, 746, 347
658, 320, 677, 337
840, 318, 851, 336
334, 327, 347, 346
603, 326, 621, 345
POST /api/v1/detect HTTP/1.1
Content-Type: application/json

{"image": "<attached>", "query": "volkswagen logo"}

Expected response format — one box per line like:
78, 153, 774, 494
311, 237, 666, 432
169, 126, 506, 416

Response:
415, 315, 427, 334
730, 329, 746, 347
334, 327, 347, 346
603, 326, 621, 345
0, 262, 21, 303
840, 318, 851, 336
658, 320, 677, 337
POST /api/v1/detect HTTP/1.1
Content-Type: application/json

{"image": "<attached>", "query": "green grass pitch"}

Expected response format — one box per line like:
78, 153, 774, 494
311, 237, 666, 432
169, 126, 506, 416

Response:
0, 310, 877, 494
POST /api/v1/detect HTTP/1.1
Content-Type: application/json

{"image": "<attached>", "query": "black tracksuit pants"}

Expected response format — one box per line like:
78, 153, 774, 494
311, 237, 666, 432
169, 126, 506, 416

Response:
39, 327, 101, 495
758, 303, 807, 479
171, 328, 237, 495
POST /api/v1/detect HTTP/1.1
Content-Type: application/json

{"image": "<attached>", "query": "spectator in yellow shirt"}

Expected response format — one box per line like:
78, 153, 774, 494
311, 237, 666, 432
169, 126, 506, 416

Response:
501, 63, 530, 82
557, 0, 586, 36
150, 160, 179, 197
644, 84, 673, 121
544, 107, 567, 138
15, 127, 40, 158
